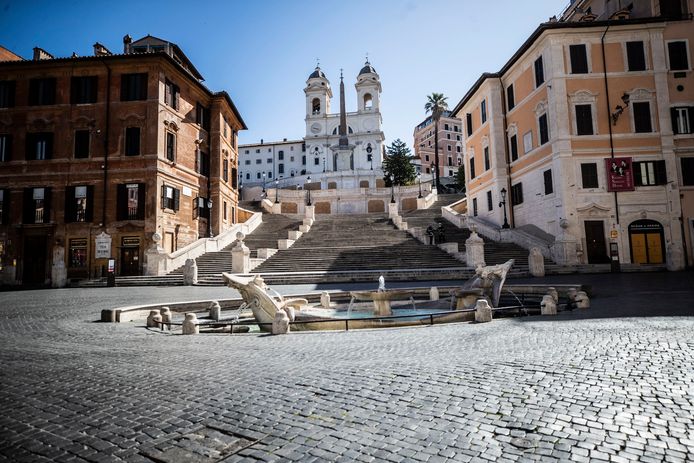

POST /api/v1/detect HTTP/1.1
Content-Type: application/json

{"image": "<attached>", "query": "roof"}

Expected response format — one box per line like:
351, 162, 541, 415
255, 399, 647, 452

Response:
451, 16, 678, 115
309, 66, 327, 79
0, 45, 24, 62
129, 34, 204, 81
239, 139, 304, 148
359, 61, 377, 76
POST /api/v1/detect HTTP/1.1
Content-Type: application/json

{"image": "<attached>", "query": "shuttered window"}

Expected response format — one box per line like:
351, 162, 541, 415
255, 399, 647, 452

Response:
26, 132, 54, 160
164, 79, 180, 110
0, 134, 12, 162
74, 130, 90, 159
29, 78, 56, 105
667, 41, 689, 71
681, 158, 694, 186
511, 183, 523, 205
71, 76, 98, 104
671, 107, 693, 134
0, 80, 16, 108
121, 73, 148, 101
466, 113, 473, 136
161, 185, 180, 211
575, 105, 594, 135
633, 102, 652, 133
125, 127, 140, 156
469, 156, 476, 179
569, 44, 589, 74
534, 56, 544, 87
166, 132, 176, 161
23, 187, 51, 224
626, 41, 646, 71
484, 146, 490, 171
510, 135, 518, 162
117, 183, 145, 220
544, 169, 553, 195
539, 113, 549, 145
634, 160, 666, 186
64, 185, 94, 222
506, 84, 515, 110
486, 191, 493, 212
581, 163, 599, 188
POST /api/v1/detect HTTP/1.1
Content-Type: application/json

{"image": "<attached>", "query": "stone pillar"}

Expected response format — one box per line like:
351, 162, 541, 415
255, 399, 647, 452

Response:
231, 232, 251, 274
160, 307, 172, 331
271, 202, 282, 214
305, 205, 315, 220
182, 258, 198, 285
272, 310, 290, 335
541, 295, 557, 315
51, 244, 67, 288
429, 286, 439, 301
146, 310, 161, 328
388, 202, 398, 219
209, 301, 221, 321
465, 229, 486, 268
474, 299, 493, 323
144, 232, 167, 276
320, 291, 331, 308
182, 313, 199, 335
528, 247, 545, 277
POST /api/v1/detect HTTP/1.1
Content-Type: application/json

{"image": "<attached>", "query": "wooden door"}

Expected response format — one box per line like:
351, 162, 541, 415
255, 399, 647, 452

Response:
630, 234, 647, 264
584, 221, 608, 264
646, 233, 664, 264
23, 236, 47, 285
120, 247, 139, 276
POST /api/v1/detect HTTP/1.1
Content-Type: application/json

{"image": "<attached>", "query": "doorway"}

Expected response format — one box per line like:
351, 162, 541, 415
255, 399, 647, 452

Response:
23, 235, 47, 285
584, 220, 609, 264
629, 220, 664, 264
120, 247, 139, 276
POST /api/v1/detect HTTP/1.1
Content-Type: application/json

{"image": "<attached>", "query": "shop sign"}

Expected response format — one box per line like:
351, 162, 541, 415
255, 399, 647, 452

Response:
605, 157, 634, 192
94, 232, 112, 259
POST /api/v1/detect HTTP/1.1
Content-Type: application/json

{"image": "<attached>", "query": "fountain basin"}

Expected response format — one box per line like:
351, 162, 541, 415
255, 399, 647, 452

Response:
349, 289, 415, 316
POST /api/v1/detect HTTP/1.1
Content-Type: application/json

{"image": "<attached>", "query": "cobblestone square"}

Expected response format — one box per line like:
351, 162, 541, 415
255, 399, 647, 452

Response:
0, 272, 693, 462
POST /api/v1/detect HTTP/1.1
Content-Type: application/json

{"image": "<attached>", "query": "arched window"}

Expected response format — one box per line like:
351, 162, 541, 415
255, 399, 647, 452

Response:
312, 98, 320, 115
364, 93, 373, 110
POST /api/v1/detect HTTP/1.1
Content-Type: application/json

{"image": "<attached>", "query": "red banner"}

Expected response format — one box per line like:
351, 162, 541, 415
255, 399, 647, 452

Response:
605, 157, 634, 192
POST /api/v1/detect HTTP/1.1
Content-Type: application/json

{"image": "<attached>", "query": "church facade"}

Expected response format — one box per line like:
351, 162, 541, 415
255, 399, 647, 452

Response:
239, 62, 385, 186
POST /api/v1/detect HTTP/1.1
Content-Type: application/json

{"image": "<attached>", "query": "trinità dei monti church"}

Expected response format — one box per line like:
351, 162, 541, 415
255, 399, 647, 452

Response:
238, 60, 385, 189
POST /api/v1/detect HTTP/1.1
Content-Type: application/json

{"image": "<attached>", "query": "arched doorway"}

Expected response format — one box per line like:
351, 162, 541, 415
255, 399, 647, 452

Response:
629, 219, 665, 264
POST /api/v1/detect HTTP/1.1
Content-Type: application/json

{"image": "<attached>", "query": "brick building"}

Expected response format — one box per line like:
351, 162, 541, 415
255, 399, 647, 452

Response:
412, 111, 463, 179
0, 35, 246, 286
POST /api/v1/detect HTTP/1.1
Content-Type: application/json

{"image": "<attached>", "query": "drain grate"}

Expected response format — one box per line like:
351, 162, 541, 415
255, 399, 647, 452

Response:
140, 425, 264, 462
510, 437, 537, 449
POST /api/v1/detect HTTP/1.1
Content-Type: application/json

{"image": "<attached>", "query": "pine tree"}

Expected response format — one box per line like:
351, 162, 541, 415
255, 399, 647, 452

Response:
382, 139, 416, 186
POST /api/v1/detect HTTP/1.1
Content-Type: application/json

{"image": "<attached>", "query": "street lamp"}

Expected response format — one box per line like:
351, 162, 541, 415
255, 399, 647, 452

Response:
274, 179, 279, 203
207, 199, 214, 237
499, 187, 510, 229
389, 174, 395, 204
417, 172, 422, 198
262, 172, 266, 194
306, 176, 312, 206
322, 156, 326, 173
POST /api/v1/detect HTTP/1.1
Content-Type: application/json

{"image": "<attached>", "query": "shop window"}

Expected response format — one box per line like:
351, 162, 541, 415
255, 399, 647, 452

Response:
68, 239, 88, 268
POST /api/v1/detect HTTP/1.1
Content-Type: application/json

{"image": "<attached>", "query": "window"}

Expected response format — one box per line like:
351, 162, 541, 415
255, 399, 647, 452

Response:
266, 158, 272, 163
164, 79, 179, 110
255, 159, 262, 164
196, 103, 211, 131
314, 157, 320, 165
507, 84, 515, 110
255, 149, 260, 153
302, 155, 306, 165
447, 144, 451, 151
0, 189, 9, 224
539, 113, 549, 145
667, 41, 689, 70
472, 198, 478, 216
117, 183, 145, 220
480, 100, 487, 124
425, 155, 429, 162
245, 150, 249, 154
194, 197, 210, 220
246, 172, 250, 180
544, 169, 553, 195
633, 102, 652, 133
278, 163, 285, 174
23, 187, 51, 224
68, 238, 87, 268
166, 132, 176, 161
64, 185, 93, 222
0, 134, 12, 162
447, 156, 452, 166
223, 119, 228, 138
120, 73, 148, 101
364, 93, 373, 109
125, 127, 140, 156
26, 132, 53, 160
444, 123, 449, 131
223, 159, 229, 182
523, 131, 533, 154
575, 104, 594, 135
581, 163, 599, 188
456, 146, 461, 153
534, 56, 544, 87
634, 160, 666, 186
70, 76, 98, 104
484, 146, 490, 170
74, 130, 90, 158
486, 191, 493, 212
278, 150, 284, 160
626, 41, 646, 71
570, 44, 589, 74
466, 113, 473, 136
671, 107, 694, 134
223, 201, 228, 221
232, 167, 238, 189
29, 78, 56, 105
244, 159, 250, 165
469, 156, 476, 179
510, 135, 518, 162
511, 183, 523, 206
681, 158, 694, 185
161, 185, 180, 211
312, 98, 320, 114
197, 150, 209, 177
447, 134, 451, 140
268, 171, 273, 179
0, 80, 15, 108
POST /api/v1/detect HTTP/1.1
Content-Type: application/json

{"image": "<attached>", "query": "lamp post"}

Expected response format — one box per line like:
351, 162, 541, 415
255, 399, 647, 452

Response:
262, 172, 266, 195
274, 179, 279, 203
499, 187, 510, 229
322, 157, 326, 173
306, 176, 312, 206
389, 174, 395, 204
207, 199, 214, 237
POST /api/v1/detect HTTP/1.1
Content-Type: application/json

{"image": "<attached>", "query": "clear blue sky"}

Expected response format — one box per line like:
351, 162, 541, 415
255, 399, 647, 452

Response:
0, 0, 561, 146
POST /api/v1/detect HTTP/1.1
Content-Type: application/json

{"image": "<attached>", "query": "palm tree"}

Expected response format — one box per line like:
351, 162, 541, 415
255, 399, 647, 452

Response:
424, 93, 449, 191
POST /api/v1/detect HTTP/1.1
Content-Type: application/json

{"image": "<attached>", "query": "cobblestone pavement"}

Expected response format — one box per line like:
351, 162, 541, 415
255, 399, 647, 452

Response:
0, 272, 693, 462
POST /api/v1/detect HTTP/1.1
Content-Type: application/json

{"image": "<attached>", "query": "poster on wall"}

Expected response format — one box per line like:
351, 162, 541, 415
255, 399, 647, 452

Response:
605, 157, 634, 192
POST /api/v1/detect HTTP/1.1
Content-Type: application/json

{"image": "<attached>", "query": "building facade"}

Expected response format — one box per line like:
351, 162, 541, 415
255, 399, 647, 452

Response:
452, 0, 693, 269
239, 61, 385, 186
0, 35, 246, 286
412, 111, 463, 178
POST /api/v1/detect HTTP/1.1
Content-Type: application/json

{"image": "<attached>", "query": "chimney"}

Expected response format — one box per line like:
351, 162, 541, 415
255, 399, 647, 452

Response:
93, 42, 112, 57
260, 139, 264, 145
283, 138, 287, 142
32, 47, 54, 61
123, 34, 132, 54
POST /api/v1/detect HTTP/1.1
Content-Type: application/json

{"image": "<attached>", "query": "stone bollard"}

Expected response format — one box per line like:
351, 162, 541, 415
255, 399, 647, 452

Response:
320, 291, 331, 309
272, 309, 290, 335
575, 291, 590, 309
231, 232, 251, 274
547, 287, 559, 304
182, 313, 199, 335
474, 299, 493, 323
528, 247, 545, 277
541, 295, 557, 315
567, 288, 578, 308
160, 307, 172, 331
182, 258, 198, 285
429, 286, 439, 301
305, 205, 315, 220
388, 202, 398, 219
146, 310, 161, 328
209, 301, 222, 321
465, 230, 486, 268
